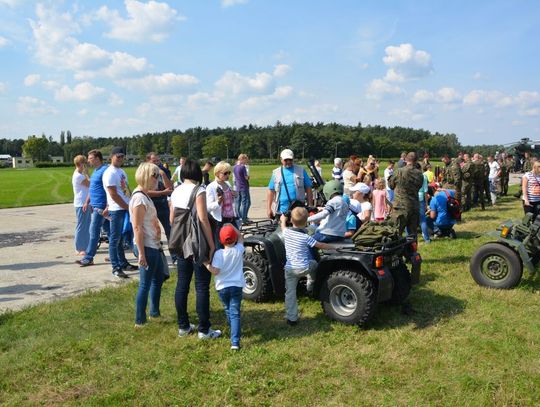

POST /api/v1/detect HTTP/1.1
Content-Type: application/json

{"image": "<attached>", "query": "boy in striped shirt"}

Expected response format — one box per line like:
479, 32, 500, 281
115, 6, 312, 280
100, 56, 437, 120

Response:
280, 207, 336, 326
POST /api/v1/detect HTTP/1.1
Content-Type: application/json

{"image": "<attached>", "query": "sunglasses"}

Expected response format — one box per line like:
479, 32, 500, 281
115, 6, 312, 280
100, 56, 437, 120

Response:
152, 173, 159, 179
222, 171, 231, 175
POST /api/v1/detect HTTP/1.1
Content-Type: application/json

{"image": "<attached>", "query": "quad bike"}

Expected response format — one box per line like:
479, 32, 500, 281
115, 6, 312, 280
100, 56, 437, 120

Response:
470, 213, 540, 289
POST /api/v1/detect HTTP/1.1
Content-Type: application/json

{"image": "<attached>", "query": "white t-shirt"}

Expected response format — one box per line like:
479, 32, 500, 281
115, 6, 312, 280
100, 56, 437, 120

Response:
129, 191, 160, 250
211, 244, 245, 291
342, 169, 356, 192
489, 161, 500, 180
170, 182, 205, 209
384, 167, 394, 190
358, 201, 373, 222
72, 170, 89, 207
103, 165, 130, 211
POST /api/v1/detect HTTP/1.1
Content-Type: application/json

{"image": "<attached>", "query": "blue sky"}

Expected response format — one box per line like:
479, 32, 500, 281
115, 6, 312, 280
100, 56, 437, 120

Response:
0, 0, 539, 145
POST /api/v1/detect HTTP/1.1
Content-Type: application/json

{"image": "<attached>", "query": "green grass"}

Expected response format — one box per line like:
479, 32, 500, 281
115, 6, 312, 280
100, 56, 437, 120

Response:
0, 164, 335, 209
2, 186, 540, 406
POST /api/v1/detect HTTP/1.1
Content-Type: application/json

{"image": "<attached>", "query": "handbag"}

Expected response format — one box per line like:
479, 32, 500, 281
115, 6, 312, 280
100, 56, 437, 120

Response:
169, 184, 211, 265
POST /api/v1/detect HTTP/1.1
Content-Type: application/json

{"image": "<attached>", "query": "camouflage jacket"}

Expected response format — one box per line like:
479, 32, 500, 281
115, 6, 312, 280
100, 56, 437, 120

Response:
461, 160, 473, 182
389, 164, 423, 207
442, 161, 462, 186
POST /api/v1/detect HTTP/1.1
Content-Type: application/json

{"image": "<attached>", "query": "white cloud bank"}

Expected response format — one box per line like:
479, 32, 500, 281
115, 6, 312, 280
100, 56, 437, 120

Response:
94, 0, 183, 43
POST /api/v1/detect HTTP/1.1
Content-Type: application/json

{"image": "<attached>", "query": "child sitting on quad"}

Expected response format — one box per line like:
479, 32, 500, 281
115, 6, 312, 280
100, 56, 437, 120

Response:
281, 207, 337, 326
307, 180, 349, 243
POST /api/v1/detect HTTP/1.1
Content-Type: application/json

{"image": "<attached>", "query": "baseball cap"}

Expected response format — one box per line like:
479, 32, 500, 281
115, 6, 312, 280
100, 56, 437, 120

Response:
349, 182, 371, 195
219, 224, 238, 246
280, 149, 294, 160
111, 146, 125, 156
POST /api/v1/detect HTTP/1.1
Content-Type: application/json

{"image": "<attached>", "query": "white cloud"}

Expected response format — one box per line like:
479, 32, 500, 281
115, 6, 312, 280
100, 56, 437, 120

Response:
437, 87, 461, 103
117, 73, 199, 92
239, 85, 293, 110
78, 109, 88, 117
222, 0, 249, 7
0, 0, 21, 7
187, 92, 220, 108
30, 4, 148, 79
0, 36, 8, 47
382, 43, 433, 82
473, 72, 486, 80
0, 82, 6, 94
16, 96, 58, 115
215, 71, 274, 95
366, 79, 402, 100
463, 90, 505, 106
520, 108, 540, 117
273, 64, 291, 77
94, 0, 183, 43
54, 82, 105, 102
24, 74, 41, 87
42, 80, 60, 90
108, 93, 124, 106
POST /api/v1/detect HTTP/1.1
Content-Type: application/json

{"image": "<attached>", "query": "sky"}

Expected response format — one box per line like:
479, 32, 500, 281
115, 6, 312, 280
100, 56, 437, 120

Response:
0, 0, 539, 145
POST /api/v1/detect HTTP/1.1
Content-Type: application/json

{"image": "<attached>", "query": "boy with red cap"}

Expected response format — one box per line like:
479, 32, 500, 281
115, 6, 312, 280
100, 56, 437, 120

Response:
208, 223, 245, 350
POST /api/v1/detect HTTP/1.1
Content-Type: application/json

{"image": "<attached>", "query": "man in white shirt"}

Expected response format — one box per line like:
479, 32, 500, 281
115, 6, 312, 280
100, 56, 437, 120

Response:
487, 155, 501, 206
384, 160, 395, 202
103, 147, 135, 278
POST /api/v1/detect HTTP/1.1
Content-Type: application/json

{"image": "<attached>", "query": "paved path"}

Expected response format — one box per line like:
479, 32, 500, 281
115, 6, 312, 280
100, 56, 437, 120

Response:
0, 187, 269, 313
0, 174, 523, 313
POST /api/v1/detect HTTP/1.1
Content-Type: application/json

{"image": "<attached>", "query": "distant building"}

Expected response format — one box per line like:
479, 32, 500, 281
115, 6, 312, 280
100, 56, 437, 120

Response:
13, 157, 33, 168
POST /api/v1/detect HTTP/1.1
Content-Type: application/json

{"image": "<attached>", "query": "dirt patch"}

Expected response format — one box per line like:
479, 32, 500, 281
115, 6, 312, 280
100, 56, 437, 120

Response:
0, 228, 58, 249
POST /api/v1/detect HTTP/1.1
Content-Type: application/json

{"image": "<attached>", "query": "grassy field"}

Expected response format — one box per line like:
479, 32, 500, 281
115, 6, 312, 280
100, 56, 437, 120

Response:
0, 161, 443, 208
2, 186, 540, 406
0, 164, 333, 208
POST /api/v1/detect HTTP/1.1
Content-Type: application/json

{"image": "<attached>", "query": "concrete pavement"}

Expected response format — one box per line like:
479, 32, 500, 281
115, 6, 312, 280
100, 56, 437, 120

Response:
0, 187, 269, 313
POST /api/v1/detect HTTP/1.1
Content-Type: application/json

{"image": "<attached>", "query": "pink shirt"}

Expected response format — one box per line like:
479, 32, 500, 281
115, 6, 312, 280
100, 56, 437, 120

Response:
372, 189, 387, 220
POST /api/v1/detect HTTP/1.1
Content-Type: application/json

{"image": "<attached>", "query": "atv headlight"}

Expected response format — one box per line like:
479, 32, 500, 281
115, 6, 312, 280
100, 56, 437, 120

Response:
500, 226, 510, 238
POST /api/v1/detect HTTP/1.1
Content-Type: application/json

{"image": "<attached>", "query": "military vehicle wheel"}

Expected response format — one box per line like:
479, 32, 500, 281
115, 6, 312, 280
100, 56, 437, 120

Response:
243, 252, 272, 302
470, 243, 522, 289
387, 263, 411, 305
320, 270, 377, 326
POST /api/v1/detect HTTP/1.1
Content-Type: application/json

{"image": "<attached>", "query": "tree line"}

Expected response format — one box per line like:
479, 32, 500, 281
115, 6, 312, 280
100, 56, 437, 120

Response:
0, 122, 503, 163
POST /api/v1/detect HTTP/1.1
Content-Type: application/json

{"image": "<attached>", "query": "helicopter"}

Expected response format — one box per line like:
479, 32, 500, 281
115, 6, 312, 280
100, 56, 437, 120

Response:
500, 138, 540, 172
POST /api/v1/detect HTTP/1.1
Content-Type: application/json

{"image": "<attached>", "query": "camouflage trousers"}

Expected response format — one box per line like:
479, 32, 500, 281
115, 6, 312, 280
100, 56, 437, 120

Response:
461, 182, 472, 210
391, 204, 419, 237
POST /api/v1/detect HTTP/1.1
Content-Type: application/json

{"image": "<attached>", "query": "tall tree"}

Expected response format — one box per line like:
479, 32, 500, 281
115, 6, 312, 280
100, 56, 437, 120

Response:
60, 131, 65, 146
66, 130, 72, 144
171, 134, 188, 158
22, 135, 50, 161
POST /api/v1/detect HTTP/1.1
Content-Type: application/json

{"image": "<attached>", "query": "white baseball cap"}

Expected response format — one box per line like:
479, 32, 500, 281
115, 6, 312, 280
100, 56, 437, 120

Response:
349, 182, 371, 195
280, 149, 294, 160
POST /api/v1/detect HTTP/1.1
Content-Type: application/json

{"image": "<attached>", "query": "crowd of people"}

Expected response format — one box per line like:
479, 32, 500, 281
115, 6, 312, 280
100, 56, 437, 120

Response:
70, 146, 540, 348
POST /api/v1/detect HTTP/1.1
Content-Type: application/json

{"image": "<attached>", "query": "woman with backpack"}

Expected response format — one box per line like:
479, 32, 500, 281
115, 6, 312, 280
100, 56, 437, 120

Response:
169, 159, 221, 340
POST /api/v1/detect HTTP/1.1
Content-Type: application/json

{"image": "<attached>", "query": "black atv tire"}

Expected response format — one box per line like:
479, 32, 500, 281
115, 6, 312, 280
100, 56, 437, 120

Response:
470, 243, 522, 289
242, 252, 272, 302
320, 270, 377, 327
387, 263, 411, 305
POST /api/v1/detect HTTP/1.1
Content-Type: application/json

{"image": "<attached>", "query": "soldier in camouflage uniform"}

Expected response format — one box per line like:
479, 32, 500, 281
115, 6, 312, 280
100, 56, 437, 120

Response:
461, 153, 473, 211
499, 157, 509, 196
441, 155, 462, 204
472, 153, 485, 210
388, 152, 424, 236
523, 152, 533, 173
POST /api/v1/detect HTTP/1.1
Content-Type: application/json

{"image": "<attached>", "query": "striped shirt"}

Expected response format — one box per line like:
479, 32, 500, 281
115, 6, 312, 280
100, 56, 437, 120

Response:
283, 227, 317, 270
524, 172, 540, 203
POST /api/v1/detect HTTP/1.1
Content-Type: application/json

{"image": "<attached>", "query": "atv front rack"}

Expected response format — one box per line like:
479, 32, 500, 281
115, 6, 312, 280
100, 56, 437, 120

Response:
241, 219, 278, 237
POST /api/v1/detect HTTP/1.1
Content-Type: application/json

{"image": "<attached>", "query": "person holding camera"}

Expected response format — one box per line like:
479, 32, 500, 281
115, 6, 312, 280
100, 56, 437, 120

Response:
267, 149, 313, 219
207, 161, 238, 249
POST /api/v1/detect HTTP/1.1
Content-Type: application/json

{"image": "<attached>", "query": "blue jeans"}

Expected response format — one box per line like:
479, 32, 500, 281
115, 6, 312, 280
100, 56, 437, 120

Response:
175, 257, 212, 334
109, 209, 128, 270
82, 208, 106, 262
418, 201, 430, 242
74, 206, 92, 252
135, 247, 164, 324
235, 190, 251, 223
218, 286, 243, 347
312, 232, 344, 243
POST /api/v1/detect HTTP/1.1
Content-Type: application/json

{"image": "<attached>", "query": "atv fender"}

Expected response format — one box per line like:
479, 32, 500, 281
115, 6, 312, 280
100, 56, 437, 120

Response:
243, 235, 286, 297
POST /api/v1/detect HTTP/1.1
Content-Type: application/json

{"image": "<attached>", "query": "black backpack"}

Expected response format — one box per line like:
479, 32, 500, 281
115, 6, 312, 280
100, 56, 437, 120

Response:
444, 190, 461, 221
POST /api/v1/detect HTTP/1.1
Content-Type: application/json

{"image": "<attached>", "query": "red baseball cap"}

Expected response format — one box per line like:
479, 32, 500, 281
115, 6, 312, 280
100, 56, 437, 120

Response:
219, 224, 238, 245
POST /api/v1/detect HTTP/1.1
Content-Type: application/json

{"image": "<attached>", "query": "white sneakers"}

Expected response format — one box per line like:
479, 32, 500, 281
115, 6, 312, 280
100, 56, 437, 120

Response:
197, 328, 222, 340
178, 324, 222, 340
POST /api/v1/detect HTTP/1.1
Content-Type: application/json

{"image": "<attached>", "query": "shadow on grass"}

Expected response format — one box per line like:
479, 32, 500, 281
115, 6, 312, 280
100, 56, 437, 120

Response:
370, 288, 466, 330
0, 283, 64, 294
243, 307, 333, 344
425, 255, 471, 264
